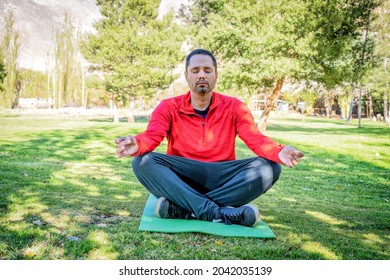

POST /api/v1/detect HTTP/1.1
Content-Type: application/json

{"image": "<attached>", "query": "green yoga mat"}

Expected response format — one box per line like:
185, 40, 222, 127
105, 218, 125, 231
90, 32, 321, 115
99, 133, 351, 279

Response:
138, 194, 276, 238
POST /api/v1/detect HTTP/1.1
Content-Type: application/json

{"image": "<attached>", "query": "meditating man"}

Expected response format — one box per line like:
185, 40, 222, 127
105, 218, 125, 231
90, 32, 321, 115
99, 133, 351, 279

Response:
115, 49, 304, 227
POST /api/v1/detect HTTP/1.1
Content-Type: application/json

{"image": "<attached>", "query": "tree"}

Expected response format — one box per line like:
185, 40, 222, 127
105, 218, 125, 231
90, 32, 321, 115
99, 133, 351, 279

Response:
0, 51, 4, 92
82, 0, 184, 122
48, 13, 84, 108
181, 0, 379, 130
1, 11, 20, 108
364, 0, 390, 126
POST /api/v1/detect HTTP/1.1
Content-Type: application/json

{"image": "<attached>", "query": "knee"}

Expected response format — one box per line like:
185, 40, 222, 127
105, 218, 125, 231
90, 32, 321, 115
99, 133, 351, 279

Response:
132, 152, 156, 175
252, 158, 281, 185
271, 162, 282, 183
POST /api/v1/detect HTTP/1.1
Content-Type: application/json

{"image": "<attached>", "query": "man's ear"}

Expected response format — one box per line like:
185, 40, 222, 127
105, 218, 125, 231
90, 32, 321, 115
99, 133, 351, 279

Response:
184, 71, 188, 82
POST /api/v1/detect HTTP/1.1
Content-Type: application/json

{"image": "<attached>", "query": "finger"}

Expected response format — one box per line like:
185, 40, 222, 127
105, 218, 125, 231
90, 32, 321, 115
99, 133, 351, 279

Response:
115, 137, 126, 144
116, 149, 129, 158
290, 158, 298, 166
116, 152, 125, 158
285, 152, 299, 167
283, 156, 293, 168
125, 137, 134, 145
116, 139, 130, 148
294, 150, 304, 158
289, 149, 304, 161
116, 145, 126, 154
290, 152, 302, 163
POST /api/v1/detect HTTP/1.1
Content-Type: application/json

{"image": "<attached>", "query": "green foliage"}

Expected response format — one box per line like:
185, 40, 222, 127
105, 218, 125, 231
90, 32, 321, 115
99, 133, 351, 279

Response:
303, 0, 378, 87
18, 69, 48, 99
49, 13, 85, 108
283, 88, 318, 115
85, 74, 108, 107
0, 11, 20, 108
364, 0, 390, 100
182, 0, 379, 92
82, 0, 185, 107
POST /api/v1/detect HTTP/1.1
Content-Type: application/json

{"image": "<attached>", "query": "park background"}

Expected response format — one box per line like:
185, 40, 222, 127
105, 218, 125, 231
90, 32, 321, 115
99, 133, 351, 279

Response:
0, 0, 389, 260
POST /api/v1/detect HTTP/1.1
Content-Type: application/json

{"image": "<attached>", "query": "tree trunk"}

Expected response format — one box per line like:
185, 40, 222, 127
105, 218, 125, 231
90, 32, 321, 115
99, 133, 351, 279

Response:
127, 101, 135, 123
369, 93, 374, 120
113, 107, 119, 123
324, 94, 331, 118
110, 93, 119, 123
358, 85, 362, 128
345, 84, 355, 124
12, 80, 21, 108
258, 76, 285, 131
385, 94, 390, 127
82, 64, 86, 107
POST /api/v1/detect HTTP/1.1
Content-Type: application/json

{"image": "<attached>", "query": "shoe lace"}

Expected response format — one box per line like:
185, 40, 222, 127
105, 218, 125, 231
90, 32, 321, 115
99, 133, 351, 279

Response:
219, 209, 243, 225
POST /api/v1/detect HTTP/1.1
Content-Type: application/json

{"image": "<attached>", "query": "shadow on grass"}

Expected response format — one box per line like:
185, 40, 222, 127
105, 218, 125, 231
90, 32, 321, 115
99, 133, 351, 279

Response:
255, 140, 389, 259
0, 117, 389, 260
90, 115, 150, 123
267, 123, 389, 136
0, 123, 149, 259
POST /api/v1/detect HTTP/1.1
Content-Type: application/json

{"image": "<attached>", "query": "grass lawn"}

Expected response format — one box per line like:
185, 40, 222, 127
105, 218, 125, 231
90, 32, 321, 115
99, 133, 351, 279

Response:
0, 112, 389, 260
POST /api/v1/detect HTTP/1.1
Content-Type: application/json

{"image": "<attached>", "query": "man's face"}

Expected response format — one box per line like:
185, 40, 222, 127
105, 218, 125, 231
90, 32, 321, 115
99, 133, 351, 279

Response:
185, 54, 218, 95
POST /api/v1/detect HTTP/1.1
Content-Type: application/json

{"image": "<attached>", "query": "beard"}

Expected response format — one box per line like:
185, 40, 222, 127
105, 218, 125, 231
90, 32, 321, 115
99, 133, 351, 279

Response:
195, 81, 212, 94
195, 86, 209, 94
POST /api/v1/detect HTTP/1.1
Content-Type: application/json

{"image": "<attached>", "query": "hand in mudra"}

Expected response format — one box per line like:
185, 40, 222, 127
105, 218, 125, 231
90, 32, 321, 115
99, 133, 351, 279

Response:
115, 135, 138, 158
278, 146, 304, 168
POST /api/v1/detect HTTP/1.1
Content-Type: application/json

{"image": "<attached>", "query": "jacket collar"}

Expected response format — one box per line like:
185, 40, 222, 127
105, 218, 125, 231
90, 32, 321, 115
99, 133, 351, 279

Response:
180, 91, 221, 114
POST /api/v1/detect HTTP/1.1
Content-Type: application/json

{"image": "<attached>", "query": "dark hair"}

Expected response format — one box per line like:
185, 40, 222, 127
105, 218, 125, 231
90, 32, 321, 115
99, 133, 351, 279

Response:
185, 49, 217, 71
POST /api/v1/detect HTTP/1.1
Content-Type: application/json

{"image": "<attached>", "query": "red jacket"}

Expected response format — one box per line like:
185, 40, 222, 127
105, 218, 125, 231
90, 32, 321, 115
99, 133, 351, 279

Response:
133, 91, 284, 163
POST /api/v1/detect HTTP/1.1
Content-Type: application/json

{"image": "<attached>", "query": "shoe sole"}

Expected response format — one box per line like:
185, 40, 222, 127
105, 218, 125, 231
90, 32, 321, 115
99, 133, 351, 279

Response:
155, 197, 167, 218
220, 204, 261, 227
245, 204, 261, 226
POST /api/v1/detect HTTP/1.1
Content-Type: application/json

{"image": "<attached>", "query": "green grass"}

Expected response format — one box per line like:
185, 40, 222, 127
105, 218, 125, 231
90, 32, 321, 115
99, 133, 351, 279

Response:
0, 113, 389, 260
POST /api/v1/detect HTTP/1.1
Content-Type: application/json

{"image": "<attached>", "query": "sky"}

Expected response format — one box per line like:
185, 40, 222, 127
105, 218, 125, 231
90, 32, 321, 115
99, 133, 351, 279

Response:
0, 0, 191, 72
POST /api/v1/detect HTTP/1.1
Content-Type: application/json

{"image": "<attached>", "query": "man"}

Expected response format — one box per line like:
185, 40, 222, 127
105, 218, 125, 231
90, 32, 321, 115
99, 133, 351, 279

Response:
116, 49, 304, 227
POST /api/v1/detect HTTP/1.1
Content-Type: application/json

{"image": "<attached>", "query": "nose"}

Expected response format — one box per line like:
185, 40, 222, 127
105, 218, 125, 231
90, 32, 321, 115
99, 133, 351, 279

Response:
197, 70, 206, 79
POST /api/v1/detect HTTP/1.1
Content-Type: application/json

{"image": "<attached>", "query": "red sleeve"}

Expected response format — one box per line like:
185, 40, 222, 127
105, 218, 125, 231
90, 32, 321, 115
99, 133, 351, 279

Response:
131, 101, 171, 156
235, 101, 284, 163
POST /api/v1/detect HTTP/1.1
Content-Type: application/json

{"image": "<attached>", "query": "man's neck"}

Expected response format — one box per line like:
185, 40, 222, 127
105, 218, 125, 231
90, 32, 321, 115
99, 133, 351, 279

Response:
190, 91, 212, 110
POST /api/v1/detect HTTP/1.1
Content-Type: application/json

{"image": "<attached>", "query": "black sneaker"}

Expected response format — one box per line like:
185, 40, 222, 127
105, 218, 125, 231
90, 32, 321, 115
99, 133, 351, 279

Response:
217, 204, 260, 227
155, 197, 194, 219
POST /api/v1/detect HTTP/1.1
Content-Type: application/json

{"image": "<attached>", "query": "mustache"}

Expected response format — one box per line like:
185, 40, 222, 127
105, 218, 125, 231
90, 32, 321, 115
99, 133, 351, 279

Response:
196, 80, 209, 86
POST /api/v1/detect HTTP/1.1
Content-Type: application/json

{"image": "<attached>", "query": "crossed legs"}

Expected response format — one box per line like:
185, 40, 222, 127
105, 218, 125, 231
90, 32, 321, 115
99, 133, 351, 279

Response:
132, 152, 281, 221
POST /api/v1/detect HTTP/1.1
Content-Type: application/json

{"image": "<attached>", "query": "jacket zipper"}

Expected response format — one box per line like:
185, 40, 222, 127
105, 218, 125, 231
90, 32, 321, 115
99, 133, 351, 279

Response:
202, 120, 205, 144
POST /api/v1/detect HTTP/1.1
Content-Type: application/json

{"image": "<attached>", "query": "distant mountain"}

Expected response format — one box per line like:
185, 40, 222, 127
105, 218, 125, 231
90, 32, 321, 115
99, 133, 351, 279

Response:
0, 0, 101, 72
0, 0, 191, 72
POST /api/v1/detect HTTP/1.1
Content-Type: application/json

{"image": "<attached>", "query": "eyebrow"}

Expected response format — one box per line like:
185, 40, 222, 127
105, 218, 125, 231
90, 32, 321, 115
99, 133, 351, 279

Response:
190, 66, 214, 70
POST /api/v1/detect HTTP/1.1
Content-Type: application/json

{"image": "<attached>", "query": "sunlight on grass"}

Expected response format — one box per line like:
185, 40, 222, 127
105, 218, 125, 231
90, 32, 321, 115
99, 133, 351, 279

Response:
129, 190, 143, 198
62, 163, 124, 183
7, 196, 48, 222
5, 221, 30, 232
116, 210, 130, 217
87, 230, 118, 260
305, 211, 348, 226
362, 233, 386, 245
280, 197, 297, 203
301, 241, 340, 260
268, 223, 290, 229
22, 244, 42, 259
1, 114, 389, 260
